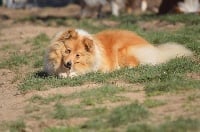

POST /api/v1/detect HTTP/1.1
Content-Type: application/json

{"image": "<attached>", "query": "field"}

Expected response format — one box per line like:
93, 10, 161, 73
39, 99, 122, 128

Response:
0, 6, 200, 132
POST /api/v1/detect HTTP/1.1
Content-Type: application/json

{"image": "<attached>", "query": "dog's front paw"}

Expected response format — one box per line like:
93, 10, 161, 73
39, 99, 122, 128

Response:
69, 72, 77, 78
58, 73, 69, 78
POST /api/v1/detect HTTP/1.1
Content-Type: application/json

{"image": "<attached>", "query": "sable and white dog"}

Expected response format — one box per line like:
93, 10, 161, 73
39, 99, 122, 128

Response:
44, 28, 192, 78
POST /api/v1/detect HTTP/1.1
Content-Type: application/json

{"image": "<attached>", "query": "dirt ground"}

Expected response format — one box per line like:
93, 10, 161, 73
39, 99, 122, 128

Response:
0, 6, 199, 131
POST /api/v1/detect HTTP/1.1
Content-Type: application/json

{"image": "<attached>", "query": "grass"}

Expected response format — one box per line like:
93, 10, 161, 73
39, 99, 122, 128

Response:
108, 102, 149, 126
29, 94, 66, 104
145, 78, 200, 96
80, 102, 149, 130
69, 85, 127, 106
8, 120, 26, 132
53, 103, 68, 119
0, 33, 50, 70
45, 127, 80, 132
0, 53, 29, 69
31, 33, 50, 48
127, 123, 155, 132
143, 99, 166, 108
157, 118, 200, 132
44, 118, 200, 132
127, 118, 200, 132
52, 103, 107, 120
187, 93, 200, 101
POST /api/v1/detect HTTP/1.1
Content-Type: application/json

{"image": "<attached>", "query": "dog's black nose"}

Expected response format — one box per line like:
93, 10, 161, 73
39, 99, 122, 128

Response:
64, 61, 72, 69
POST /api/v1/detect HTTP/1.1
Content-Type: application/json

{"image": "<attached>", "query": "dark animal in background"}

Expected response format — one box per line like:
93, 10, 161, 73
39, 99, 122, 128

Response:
159, 0, 200, 14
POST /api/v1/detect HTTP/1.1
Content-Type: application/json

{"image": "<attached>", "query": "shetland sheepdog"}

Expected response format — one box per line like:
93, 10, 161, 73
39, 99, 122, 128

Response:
44, 28, 192, 78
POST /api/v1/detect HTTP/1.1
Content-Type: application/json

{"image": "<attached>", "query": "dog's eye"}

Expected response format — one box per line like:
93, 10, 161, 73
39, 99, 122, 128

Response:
76, 54, 80, 58
65, 49, 71, 54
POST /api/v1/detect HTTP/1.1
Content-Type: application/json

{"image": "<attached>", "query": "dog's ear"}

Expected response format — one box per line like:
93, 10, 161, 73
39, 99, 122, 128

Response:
59, 28, 77, 42
83, 38, 94, 52
65, 29, 78, 39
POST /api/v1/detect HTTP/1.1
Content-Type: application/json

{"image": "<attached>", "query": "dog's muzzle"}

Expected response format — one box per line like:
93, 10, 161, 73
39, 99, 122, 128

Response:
64, 61, 72, 69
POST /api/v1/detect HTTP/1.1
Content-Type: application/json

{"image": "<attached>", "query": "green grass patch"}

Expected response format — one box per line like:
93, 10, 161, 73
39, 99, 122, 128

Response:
158, 14, 200, 25
127, 123, 154, 132
53, 103, 68, 119
0, 53, 29, 69
69, 85, 127, 106
32, 33, 50, 47
127, 118, 200, 132
29, 94, 66, 104
24, 33, 50, 48
45, 127, 80, 132
18, 74, 86, 92
127, 57, 200, 83
29, 85, 128, 105
52, 103, 107, 120
187, 93, 200, 101
81, 102, 149, 130
81, 117, 107, 130
143, 99, 166, 108
8, 120, 26, 132
108, 102, 149, 127
157, 118, 200, 132
145, 79, 200, 96
0, 34, 50, 70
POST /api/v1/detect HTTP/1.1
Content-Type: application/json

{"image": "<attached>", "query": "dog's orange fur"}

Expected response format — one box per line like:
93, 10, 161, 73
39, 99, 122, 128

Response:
94, 30, 150, 71
44, 28, 192, 78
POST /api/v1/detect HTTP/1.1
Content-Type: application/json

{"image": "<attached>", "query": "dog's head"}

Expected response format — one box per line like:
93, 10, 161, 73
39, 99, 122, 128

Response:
58, 29, 96, 77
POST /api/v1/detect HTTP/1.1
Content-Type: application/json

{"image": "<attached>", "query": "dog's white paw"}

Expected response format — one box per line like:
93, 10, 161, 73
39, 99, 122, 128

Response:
69, 72, 77, 78
58, 73, 68, 78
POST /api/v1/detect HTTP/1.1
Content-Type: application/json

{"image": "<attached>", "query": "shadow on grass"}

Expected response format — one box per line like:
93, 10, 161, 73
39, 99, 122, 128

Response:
34, 71, 50, 78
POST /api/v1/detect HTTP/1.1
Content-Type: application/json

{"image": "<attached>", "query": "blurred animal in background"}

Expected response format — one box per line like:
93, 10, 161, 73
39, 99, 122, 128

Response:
79, 0, 162, 18
78, 0, 107, 18
124, 0, 162, 14
159, 0, 200, 14
79, 0, 200, 17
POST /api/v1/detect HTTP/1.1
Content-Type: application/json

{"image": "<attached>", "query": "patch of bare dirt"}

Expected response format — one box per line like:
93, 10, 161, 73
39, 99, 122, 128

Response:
148, 90, 200, 124
25, 83, 98, 99
24, 117, 88, 132
0, 4, 80, 20
0, 83, 98, 122
187, 72, 200, 80
0, 24, 64, 44
101, 20, 120, 27
138, 20, 185, 32
0, 69, 24, 121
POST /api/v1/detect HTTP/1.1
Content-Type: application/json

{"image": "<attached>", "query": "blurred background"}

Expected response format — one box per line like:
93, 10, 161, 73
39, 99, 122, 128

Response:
0, 0, 199, 18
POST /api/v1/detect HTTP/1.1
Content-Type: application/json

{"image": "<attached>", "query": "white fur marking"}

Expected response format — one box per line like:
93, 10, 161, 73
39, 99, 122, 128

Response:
141, 0, 148, 12
76, 29, 103, 72
178, 0, 200, 13
75, 29, 91, 37
69, 72, 78, 78
111, 1, 120, 16
92, 43, 102, 71
130, 43, 193, 65
58, 73, 68, 78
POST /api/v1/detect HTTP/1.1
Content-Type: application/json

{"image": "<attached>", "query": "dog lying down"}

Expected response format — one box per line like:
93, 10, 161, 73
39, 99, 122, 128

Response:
44, 28, 193, 78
